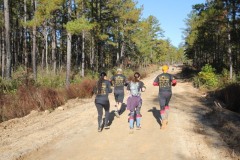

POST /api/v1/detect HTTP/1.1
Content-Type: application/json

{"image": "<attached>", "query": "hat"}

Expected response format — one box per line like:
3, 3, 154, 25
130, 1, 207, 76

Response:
162, 65, 169, 73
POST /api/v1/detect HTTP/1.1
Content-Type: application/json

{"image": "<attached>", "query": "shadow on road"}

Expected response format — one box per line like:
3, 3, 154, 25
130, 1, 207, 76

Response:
119, 103, 127, 115
148, 107, 161, 125
108, 103, 127, 126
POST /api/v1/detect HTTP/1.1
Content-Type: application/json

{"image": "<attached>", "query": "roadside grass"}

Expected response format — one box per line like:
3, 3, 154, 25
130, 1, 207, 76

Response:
0, 64, 158, 123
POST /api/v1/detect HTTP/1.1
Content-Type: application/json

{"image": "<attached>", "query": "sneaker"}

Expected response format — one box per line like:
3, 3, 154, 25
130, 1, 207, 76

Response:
104, 125, 110, 129
114, 111, 120, 118
136, 125, 141, 130
98, 127, 102, 132
160, 120, 167, 129
129, 128, 134, 134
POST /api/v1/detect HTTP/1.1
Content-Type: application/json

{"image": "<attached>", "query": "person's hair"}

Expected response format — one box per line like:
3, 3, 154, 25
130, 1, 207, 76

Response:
117, 68, 122, 73
133, 72, 140, 82
97, 72, 107, 94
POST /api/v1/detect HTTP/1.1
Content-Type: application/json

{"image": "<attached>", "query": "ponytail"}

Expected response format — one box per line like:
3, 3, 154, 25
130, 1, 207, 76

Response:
97, 72, 107, 94
133, 72, 140, 82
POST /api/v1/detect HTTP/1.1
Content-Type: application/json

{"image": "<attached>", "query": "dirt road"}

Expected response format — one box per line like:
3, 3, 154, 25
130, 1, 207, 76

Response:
0, 68, 235, 160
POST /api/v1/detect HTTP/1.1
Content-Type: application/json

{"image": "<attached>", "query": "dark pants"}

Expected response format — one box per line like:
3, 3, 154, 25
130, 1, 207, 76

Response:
158, 91, 172, 110
95, 102, 110, 127
114, 92, 124, 103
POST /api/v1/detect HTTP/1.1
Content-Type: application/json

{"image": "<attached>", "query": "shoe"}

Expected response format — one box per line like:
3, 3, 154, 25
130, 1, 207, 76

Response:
160, 120, 167, 129
114, 111, 120, 118
166, 120, 168, 125
129, 128, 134, 134
98, 127, 102, 132
136, 126, 141, 130
104, 125, 110, 129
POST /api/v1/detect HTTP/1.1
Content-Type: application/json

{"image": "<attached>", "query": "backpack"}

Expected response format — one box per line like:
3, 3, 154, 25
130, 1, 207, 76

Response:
129, 82, 140, 96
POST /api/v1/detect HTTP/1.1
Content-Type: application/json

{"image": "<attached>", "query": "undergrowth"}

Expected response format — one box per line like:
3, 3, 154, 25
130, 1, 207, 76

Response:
184, 64, 240, 113
0, 65, 158, 123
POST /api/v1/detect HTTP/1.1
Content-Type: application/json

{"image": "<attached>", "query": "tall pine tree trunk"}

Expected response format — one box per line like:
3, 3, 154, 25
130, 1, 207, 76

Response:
32, 0, 37, 80
90, 35, 94, 70
66, 0, 72, 87
52, 27, 56, 74
0, 30, 2, 69
1, 30, 5, 78
81, 31, 85, 77
4, 0, 11, 79
24, 0, 28, 70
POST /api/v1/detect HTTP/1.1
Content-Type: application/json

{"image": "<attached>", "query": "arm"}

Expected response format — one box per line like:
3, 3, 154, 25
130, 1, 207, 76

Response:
107, 81, 113, 93
126, 82, 131, 95
140, 81, 146, 92
124, 76, 129, 86
153, 76, 159, 86
172, 79, 177, 86
110, 76, 114, 86
171, 75, 177, 86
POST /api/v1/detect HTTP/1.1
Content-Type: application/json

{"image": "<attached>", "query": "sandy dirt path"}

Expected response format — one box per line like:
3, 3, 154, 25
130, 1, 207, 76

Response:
0, 68, 234, 160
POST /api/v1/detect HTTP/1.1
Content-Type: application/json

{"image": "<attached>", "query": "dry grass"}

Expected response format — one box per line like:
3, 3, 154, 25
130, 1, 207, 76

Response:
206, 107, 240, 158
0, 65, 156, 123
66, 78, 96, 99
215, 83, 240, 113
0, 84, 66, 122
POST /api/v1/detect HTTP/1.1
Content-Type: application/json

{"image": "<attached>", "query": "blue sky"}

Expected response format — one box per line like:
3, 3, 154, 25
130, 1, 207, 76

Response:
137, 0, 206, 47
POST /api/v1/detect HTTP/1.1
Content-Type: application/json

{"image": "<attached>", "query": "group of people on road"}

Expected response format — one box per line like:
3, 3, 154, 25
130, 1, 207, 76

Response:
93, 65, 177, 132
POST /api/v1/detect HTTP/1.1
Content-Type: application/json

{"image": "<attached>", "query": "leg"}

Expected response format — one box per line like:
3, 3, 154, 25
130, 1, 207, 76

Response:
159, 93, 166, 121
129, 111, 135, 129
135, 99, 142, 129
164, 92, 172, 123
95, 103, 103, 131
103, 101, 110, 128
114, 93, 120, 118
118, 92, 124, 115
114, 93, 119, 110
159, 93, 167, 129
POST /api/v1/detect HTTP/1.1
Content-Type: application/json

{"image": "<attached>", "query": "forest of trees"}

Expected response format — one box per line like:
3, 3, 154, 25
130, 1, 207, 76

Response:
0, 0, 184, 87
184, 0, 240, 79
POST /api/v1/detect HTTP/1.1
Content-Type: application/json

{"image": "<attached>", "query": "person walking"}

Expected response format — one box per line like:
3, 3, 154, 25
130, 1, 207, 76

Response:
94, 72, 112, 132
153, 65, 177, 129
110, 68, 127, 118
126, 72, 146, 133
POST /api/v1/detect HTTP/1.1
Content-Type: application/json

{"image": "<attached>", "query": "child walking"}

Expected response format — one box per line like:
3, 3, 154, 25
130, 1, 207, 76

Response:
126, 72, 146, 133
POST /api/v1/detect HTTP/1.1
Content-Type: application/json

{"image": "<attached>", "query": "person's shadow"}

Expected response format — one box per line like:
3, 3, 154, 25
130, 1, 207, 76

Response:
148, 107, 161, 125
119, 103, 127, 115
108, 103, 127, 126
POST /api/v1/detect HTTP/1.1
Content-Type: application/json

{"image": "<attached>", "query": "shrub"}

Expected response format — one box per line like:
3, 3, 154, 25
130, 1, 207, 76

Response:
37, 72, 66, 88
66, 78, 96, 99
197, 64, 219, 88
0, 84, 66, 122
